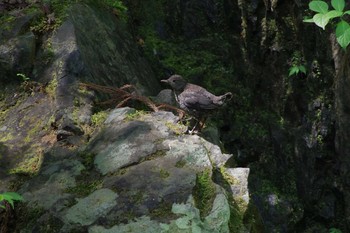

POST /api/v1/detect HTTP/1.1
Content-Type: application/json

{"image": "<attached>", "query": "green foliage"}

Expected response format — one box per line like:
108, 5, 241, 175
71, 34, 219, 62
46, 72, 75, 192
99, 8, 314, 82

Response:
0, 192, 23, 209
288, 51, 307, 77
329, 228, 342, 233
103, 0, 127, 11
304, 0, 350, 48
29, 0, 77, 34
103, 0, 128, 19
17, 73, 30, 82
289, 65, 306, 77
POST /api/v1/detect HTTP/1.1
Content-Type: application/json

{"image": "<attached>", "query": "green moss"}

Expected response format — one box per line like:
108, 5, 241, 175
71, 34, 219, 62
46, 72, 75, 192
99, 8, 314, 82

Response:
79, 152, 96, 170
91, 111, 108, 126
124, 110, 147, 121
0, 14, 16, 32
140, 150, 166, 163
0, 131, 15, 143
131, 190, 143, 204
8, 151, 43, 175
228, 199, 245, 232
45, 77, 58, 97
219, 166, 239, 185
66, 180, 102, 197
192, 168, 216, 219
175, 160, 186, 168
165, 121, 185, 135
159, 169, 170, 179
23, 120, 43, 143
149, 201, 174, 220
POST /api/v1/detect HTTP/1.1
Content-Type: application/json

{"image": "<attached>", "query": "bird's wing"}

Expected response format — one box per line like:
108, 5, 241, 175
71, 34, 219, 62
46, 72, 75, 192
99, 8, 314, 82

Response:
179, 90, 218, 110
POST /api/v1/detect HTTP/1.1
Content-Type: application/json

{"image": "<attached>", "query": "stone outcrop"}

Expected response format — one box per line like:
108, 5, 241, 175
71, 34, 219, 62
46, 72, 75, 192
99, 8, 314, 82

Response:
2, 108, 252, 232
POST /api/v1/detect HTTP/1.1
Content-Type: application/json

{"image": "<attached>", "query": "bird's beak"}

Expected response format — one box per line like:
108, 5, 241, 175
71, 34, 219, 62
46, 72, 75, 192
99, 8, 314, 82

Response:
161, 79, 168, 83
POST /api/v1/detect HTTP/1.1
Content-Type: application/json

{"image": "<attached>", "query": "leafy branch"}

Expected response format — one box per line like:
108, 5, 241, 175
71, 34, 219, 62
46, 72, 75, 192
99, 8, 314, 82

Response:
304, 0, 350, 49
0, 192, 23, 209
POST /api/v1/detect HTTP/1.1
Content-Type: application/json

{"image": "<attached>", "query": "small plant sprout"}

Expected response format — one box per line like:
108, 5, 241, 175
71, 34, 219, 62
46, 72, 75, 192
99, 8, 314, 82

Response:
288, 52, 307, 77
17, 73, 30, 82
0, 192, 23, 209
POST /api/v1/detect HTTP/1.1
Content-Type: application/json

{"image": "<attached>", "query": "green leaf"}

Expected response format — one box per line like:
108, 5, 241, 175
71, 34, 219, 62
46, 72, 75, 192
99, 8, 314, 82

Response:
0, 192, 23, 209
326, 10, 343, 19
344, 10, 350, 15
298, 65, 307, 74
303, 18, 315, 23
336, 20, 350, 37
289, 66, 299, 76
309, 1, 329, 14
313, 13, 330, 30
6, 199, 14, 209
331, 0, 345, 11
2, 192, 23, 201
337, 28, 350, 48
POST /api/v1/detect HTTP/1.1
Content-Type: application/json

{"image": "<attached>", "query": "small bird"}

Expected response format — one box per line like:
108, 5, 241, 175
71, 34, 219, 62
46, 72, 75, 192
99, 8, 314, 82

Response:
161, 74, 232, 133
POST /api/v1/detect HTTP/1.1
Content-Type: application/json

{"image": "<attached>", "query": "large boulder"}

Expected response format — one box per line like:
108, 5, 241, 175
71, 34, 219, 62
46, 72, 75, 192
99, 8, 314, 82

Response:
9, 108, 255, 232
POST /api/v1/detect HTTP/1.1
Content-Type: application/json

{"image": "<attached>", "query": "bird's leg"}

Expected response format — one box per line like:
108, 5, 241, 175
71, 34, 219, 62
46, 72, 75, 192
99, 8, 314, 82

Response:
187, 116, 207, 134
197, 116, 207, 131
187, 120, 199, 135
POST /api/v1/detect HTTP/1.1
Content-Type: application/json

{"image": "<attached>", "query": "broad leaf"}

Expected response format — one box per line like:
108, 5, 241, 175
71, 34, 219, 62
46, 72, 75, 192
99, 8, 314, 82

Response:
303, 18, 315, 23
326, 10, 343, 19
337, 28, 350, 48
331, 0, 345, 12
336, 20, 350, 37
298, 65, 307, 74
289, 66, 299, 77
344, 10, 350, 15
309, 1, 329, 14
313, 13, 330, 30
0, 192, 23, 209
2, 192, 23, 201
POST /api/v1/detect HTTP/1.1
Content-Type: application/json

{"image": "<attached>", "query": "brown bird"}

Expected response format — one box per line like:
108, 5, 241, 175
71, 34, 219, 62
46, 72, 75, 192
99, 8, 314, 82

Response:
161, 74, 232, 133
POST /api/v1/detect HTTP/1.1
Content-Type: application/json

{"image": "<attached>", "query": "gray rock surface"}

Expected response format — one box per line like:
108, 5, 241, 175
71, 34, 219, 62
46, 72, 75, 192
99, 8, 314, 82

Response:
64, 188, 118, 226
2, 107, 253, 232
69, 3, 161, 95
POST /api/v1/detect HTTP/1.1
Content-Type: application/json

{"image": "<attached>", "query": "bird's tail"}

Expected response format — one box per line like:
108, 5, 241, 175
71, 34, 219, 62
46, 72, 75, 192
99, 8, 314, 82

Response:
220, 92, 233, 102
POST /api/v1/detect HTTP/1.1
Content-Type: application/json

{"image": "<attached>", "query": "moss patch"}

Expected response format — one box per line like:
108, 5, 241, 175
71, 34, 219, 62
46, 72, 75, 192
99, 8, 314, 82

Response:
79, 152, 96, 170
219, 166, 239, 185
159, 169, 170, 179
192, 168, 216, 219
91, 111, 108, 126
124, 110, 147, 122
8, 150, 44, 175
45, 77, 58, 98
149, 201, 175, 221
175, 159, 186, 168
66, 179, 102, 197
165, 121, 185, 135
